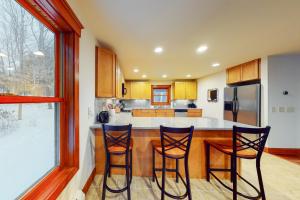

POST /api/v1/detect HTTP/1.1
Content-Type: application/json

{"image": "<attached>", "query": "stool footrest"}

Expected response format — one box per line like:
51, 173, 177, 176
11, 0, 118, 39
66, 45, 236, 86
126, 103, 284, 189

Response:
154, 168, 177, 173
209, 171, 261, 200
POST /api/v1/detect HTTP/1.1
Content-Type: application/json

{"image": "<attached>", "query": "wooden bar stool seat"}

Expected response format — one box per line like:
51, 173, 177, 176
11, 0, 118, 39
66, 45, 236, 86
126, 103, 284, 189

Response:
151, 140, 185, 159
108, 139, 133, 154
205, 139, 257, 159
205, 126, 271, 200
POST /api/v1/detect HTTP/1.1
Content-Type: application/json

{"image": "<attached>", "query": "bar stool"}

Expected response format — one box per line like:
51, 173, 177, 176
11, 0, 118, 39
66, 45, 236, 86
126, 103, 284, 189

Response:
205, 126, 271, 200
151, 125, 194, 200
101, 124, 133, 200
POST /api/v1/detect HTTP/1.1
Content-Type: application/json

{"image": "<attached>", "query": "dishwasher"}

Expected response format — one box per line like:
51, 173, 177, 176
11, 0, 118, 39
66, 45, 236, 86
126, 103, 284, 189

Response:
174, 109, 188, 117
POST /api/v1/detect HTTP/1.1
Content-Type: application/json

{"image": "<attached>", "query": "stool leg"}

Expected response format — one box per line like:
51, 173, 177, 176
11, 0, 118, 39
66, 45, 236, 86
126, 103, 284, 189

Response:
205, 143, 210, 182
130, 149, 133, 183
257, 161, 266, 200
184, 157, 192, 200
230, 155, 233, 183
108, 154, 111, 177
102, 154, 109, 200
161, 156, 166, 200
126, 153, 131, 200
232, 154, 237, 200
176, 158, 179, 183
152, 147, 155, 182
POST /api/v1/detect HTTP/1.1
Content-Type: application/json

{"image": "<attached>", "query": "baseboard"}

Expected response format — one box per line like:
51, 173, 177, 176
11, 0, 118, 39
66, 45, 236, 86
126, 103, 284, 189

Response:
82, 168, 96, 194
264, 147, 300, 156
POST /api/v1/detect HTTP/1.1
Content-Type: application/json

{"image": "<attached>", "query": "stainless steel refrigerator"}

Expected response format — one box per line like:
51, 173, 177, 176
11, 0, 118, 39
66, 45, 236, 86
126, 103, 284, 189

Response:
224, 84, 261, 126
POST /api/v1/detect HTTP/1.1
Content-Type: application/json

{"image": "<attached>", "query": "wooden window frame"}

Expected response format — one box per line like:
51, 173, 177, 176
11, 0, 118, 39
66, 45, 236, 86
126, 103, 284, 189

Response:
0, 0, 83, 199
151, 85, 171, 106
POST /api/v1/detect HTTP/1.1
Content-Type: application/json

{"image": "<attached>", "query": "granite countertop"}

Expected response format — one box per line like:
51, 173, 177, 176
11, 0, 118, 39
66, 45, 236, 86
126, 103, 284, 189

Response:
90, 113, 256, 130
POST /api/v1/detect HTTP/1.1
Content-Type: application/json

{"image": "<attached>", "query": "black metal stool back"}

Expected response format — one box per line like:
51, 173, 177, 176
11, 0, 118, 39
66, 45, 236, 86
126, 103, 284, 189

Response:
102, 124, 132, 155
101, 124, 133, 200
232, 125, 271, 160
206, 125, 271, 200
160, 125, 194, 159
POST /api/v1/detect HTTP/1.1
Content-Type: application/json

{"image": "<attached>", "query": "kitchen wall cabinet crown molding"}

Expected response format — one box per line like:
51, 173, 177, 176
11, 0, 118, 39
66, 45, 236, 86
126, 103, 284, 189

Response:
95, 47, 125, 98
173, 80, 197, 100
227, 59, 260, 84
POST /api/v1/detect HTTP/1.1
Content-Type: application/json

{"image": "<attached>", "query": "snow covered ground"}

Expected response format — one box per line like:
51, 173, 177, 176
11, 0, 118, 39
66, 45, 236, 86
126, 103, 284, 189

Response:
0, 104, 57, 199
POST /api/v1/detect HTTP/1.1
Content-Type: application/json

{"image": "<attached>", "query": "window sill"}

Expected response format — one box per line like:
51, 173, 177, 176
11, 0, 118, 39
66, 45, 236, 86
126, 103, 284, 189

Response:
21, 167, 78, 200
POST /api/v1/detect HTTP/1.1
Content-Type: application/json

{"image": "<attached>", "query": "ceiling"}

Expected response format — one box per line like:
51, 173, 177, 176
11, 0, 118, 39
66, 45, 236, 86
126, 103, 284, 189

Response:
76, 0, 300, 80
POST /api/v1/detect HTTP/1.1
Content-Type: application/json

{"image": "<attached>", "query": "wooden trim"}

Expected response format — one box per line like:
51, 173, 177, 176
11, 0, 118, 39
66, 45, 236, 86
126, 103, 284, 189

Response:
264, 147, 300, 156
151, 85, 171, 105
22, 167, 77, 200
82, 168, 96, 193
0, 96, 64, 104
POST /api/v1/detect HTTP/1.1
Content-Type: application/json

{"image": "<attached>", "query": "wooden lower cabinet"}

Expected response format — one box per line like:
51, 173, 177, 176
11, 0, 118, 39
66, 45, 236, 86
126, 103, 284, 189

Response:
132, 109, 156, 117
132, 109, 175, 117
155, 109, 175, 117
187, 109, 202, 117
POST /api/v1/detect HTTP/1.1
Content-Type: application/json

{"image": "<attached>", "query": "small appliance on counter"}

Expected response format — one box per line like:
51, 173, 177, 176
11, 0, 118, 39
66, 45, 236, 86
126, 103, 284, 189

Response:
187, 103, 197, 108
97, 111, 109, 123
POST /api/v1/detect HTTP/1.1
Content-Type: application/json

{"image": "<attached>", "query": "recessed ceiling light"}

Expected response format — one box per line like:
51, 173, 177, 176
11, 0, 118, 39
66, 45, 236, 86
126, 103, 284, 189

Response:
33, 51, 45, 56
212, 63, 220, 67
0, 52, 7, 57
162, 74, 167, 78
133, 68, 139, 73
154, 47, 163, 54
196, 45, 208, 54
186, 74, 192, 78
142, 74, 147, 78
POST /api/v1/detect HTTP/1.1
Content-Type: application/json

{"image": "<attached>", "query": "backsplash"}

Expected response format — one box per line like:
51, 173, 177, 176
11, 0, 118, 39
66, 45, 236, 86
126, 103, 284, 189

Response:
119, 99, 195, 109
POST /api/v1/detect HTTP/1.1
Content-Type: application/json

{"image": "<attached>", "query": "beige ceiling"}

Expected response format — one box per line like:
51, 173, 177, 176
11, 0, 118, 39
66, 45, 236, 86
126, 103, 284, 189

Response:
77, 0, 300, 80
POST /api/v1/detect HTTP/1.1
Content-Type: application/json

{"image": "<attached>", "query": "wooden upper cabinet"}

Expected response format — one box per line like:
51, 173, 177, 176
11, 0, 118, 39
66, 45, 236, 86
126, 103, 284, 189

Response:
116, 62, 125, 99
173, 81, 186, 100
227, 59, 260, 84
95, 47, 116, 97
129, 81, 151, 99
241, 59, 260, 81
227, 66, 241, 84
185, 81, 197, 100
173, 81, 197, 100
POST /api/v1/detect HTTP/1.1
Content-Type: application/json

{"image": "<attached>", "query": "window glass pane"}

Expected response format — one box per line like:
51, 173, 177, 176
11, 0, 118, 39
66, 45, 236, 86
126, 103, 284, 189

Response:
154, 95, 167, 103
0, 0, 55, 97
0, 103, 58, 199
153, 89, 167, 95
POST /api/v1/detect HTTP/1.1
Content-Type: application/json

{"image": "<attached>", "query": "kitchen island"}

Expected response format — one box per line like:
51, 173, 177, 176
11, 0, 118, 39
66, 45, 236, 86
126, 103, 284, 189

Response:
91, 113, 255, 179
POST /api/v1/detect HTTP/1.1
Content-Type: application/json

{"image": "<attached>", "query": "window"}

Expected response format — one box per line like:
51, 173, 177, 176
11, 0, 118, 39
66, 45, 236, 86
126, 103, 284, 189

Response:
0, 0, 82, 199
0, 1, 59, 199
151, 85, 171, 105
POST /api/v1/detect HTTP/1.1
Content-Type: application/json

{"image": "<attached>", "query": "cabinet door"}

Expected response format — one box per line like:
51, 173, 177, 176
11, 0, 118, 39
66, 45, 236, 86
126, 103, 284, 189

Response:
241, 59, 260, 81
130, 81, 151, 99
227, 66, 241, 84
185, 81, 197, 100
115, 63, 123, 99
95, 47, 116, 97
174, 81, 186, 99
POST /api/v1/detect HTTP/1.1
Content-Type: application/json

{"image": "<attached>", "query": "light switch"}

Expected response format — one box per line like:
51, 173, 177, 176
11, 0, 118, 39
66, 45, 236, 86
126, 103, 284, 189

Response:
272, 107, 277, 113
279, 106, 285, 113
286, 106, 295, 113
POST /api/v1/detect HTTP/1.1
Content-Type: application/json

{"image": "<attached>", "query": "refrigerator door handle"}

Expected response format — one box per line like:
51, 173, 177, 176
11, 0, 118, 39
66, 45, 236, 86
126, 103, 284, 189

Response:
236, 100, 240, 113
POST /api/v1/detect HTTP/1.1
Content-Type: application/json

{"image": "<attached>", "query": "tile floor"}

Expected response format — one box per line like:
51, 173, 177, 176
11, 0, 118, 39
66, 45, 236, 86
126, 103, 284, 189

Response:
86, 153, 300, 199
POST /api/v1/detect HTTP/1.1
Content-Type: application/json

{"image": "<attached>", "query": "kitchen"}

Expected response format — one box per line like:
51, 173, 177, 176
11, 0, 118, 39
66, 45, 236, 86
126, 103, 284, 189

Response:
1, 1, 300, 200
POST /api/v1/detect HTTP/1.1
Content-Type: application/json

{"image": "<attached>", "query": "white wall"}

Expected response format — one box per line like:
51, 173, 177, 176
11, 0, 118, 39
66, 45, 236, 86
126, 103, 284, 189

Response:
196, 71, 226, 120
267, 54, 300, 148
58, 0, 97, 199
